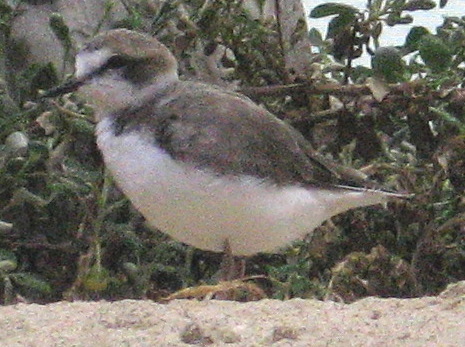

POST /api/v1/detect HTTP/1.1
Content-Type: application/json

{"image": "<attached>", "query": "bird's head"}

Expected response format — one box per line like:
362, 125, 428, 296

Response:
43, 29, 179, 115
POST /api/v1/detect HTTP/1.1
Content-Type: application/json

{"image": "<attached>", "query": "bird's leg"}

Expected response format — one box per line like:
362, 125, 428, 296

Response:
218, 239, 246, 281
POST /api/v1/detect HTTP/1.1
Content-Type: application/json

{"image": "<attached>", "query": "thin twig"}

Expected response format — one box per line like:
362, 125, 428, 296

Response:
239, 79, 431, 99
274, 0, 293, 84
52, 101, 94, 122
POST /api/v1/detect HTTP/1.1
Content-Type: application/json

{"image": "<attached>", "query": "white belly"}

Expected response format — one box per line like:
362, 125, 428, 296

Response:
96, 118, 386, 256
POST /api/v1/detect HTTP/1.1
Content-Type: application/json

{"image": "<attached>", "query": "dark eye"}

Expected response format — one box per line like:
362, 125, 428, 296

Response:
104, 55, 129, 70
94, 55, 131, 76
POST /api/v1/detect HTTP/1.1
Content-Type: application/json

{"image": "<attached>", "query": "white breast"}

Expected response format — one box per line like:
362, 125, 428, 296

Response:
96, 117, 388, 256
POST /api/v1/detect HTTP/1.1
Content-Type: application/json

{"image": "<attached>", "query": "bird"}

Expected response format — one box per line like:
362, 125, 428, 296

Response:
43, 29, 407, 271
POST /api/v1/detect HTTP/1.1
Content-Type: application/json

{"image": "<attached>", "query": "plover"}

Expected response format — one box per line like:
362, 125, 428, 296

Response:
44, 29, 406, 260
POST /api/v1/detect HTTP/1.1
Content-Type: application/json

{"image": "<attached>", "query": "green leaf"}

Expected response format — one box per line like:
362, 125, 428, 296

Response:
0, 260, 17, 272
29, 63, 59, 95
67, 117, 95, 136
404, 26, 430, 52
397, 15, 414, 25
391, 0, 407, 10
429, 106, 465, 132
308, 27, 324, 46
83, 265, 110, 292
372, 22, 383, 40
309, 3, 359, 18
371, 46, 406, 83
10, 273, 52, 294
386, 12, 413, 26
369, 0, 385, 12
49, 13, 72, 51
386, 12, 401, 26
0, 1, 13, 17
350, 66, 373, 83
403, 0, 436, 11
0, 249, 16, 263
327, 13, 356, 39
419, 34, 452, 73
450, 29, 465, 47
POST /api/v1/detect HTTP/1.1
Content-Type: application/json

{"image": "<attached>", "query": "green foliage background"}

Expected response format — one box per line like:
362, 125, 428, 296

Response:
0, 0, 464, 304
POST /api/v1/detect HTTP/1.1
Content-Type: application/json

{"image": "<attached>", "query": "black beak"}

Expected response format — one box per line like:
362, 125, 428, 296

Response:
41, 78, 85, 98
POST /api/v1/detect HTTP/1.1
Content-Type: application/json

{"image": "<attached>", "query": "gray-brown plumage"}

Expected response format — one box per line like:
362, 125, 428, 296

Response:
111, 81, 335, 187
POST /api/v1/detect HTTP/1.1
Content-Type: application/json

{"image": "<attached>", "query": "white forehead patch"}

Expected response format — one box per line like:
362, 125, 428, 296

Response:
75, 48, 113, 79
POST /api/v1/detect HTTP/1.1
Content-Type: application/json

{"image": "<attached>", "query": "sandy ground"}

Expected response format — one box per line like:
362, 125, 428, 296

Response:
1, 281, 464, 346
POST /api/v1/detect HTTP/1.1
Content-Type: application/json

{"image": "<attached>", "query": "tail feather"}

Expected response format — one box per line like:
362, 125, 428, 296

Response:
333, 184, 414, 199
